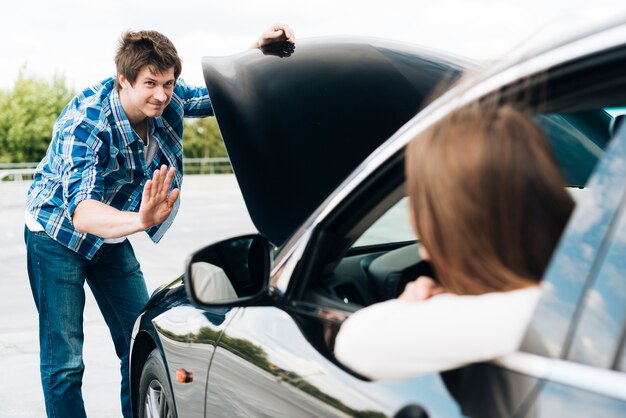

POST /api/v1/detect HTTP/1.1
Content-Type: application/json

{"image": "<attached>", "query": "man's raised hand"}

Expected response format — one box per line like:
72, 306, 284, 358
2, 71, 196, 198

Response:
139, 165, 180, 229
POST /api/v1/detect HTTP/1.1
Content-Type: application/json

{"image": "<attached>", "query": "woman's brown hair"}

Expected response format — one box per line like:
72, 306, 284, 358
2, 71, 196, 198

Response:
405, 104, 574, 295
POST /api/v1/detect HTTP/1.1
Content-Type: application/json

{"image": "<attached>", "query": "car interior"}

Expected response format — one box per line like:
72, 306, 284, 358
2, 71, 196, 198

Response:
298, 109, 616, 307
286, 67, 626, 364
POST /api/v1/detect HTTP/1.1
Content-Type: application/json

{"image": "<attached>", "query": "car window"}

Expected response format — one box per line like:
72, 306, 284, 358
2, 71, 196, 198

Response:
535, 110, 610, 187
353, 187, 588, 250
315, 108, 614, 320
567, 200, 626, 369
523, 108, 626, 358
349, 110, 612, 252
564, 116, 626, 370
352, 197, 414, 247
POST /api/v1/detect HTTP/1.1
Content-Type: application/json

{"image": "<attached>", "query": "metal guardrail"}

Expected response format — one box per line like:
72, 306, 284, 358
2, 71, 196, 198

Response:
0, 157, 233, 182
0, 162, 40, 169
0, 169, 38, 181
183, 157, 233, 175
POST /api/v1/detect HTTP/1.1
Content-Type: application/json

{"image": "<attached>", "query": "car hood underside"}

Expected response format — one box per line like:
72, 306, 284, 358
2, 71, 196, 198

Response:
202, 37, 463, 246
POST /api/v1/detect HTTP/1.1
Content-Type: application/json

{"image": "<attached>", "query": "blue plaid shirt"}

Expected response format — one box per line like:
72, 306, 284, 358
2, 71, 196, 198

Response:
26, 77, 213, 259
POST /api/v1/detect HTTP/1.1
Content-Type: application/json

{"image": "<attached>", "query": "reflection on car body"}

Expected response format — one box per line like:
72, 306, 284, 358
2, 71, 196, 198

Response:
130, 22, 626, 418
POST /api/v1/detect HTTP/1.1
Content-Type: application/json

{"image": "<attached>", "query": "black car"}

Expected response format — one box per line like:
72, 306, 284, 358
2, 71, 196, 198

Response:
130, 24, 626, 418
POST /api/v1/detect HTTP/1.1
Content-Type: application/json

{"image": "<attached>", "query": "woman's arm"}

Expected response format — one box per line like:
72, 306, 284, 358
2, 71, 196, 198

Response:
334, 287, 541, 380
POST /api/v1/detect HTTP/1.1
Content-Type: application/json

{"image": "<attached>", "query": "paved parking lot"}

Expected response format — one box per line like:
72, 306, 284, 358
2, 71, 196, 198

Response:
0, 175, 254, 417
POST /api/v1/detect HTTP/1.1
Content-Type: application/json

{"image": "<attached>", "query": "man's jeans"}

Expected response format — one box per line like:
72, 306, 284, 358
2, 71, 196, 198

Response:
25, 228, 149, 418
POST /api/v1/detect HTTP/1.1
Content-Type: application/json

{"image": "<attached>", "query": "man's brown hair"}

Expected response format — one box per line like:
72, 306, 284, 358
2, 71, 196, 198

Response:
405, 104, 574, 295
114, 30, 182, 90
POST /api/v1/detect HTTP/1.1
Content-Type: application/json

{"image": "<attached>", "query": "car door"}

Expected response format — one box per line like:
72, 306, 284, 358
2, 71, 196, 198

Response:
148, 286, 236, 417
511, 120, 626, 417
204, 304, 466, 418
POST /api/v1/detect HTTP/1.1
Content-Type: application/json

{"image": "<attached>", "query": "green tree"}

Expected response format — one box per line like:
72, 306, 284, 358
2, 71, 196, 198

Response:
220, 333, 270, 369
0, 67, 74, 163
182, 117, 226, 159
0, 69, 226, 165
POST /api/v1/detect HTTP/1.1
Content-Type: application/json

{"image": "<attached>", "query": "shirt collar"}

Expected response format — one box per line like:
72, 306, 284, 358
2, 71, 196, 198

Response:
153, 115, 165, 129
109, 88, 142, 147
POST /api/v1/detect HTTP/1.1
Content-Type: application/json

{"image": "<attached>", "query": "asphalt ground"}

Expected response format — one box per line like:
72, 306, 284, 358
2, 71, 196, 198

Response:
0, 175, 254, 418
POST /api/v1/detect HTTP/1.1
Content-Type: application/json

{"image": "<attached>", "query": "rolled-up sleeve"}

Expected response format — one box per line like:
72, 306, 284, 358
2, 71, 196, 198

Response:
62, 122, 105, 218
176, 78, 213, 118
334, 289, 541, 380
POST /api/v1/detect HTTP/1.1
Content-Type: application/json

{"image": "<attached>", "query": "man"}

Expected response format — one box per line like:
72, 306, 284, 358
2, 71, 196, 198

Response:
25, 23, 294, 418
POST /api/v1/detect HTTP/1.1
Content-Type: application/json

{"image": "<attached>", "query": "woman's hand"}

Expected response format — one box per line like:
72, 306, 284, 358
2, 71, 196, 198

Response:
398, 276, 445, 302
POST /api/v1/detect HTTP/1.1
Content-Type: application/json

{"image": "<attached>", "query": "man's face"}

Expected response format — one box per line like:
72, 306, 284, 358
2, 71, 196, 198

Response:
118, 66, 175, 122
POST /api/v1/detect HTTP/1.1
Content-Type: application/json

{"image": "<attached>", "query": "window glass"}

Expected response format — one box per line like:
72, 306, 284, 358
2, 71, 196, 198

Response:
535, 112, 608, 187
565, 109, 626, 369
353, 188, 586, 250
352, 110, 612, 251
521, 107, 624, 358
568, 203, 626, 369
352, 197, 414, 247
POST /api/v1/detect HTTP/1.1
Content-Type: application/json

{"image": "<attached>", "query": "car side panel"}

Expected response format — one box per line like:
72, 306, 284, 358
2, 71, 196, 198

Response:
151, 302, 237, 417
205, 306, 477, 418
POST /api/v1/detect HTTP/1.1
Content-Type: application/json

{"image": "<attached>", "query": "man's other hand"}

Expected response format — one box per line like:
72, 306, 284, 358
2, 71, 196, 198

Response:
252, 23, 295, 49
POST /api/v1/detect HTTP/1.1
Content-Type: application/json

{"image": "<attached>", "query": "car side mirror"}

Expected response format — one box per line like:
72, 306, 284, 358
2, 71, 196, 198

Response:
184, 234, 271, 307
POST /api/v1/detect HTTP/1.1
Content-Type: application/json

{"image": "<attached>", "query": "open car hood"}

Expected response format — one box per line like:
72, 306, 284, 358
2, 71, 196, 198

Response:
202, 37, 463, 246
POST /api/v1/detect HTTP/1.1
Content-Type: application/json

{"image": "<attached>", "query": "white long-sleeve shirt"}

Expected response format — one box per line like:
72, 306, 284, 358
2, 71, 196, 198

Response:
334, 287, 541, 380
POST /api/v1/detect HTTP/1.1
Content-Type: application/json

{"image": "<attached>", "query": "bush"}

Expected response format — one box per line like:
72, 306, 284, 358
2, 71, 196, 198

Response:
0, 67, 74, 163
182, 117, 226, 159
0, 69, 227, 165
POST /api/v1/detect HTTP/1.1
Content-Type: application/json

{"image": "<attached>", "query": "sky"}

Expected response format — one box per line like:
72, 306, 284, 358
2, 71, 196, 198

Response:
2, 1, 626, 91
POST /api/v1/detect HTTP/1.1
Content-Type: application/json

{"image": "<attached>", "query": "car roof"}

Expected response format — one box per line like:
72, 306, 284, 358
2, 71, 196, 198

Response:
202, 37, 465, 246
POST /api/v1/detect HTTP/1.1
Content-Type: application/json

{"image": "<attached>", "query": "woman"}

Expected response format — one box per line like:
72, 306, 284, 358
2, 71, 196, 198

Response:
334, 104, 575, 380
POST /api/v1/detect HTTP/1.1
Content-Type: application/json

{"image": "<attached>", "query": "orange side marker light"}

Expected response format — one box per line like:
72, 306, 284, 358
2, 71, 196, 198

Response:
176, 368, 193, 383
